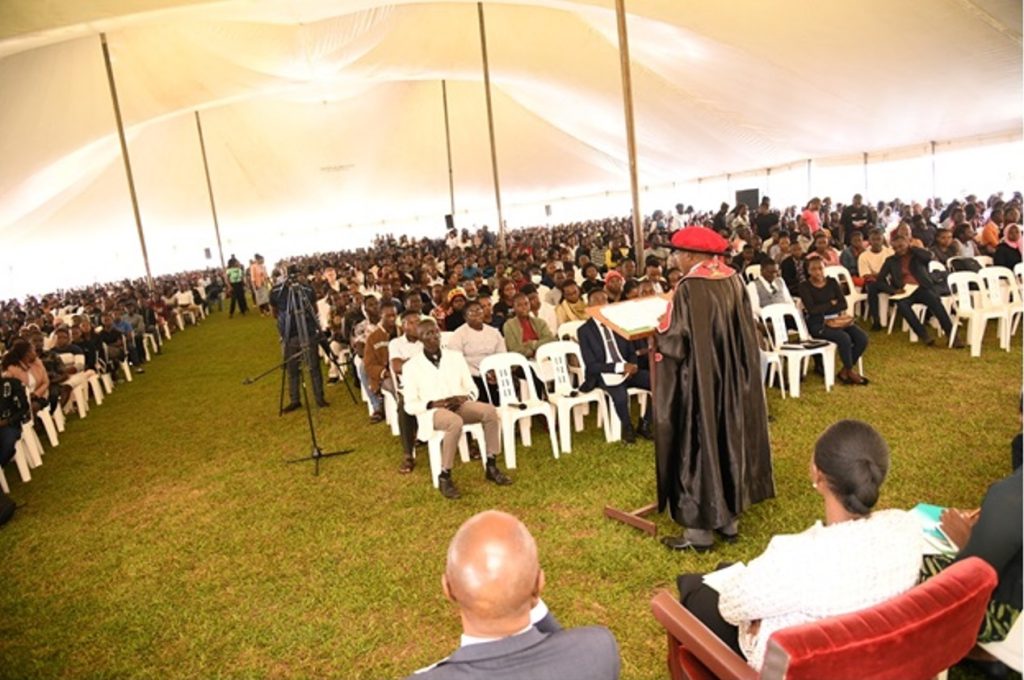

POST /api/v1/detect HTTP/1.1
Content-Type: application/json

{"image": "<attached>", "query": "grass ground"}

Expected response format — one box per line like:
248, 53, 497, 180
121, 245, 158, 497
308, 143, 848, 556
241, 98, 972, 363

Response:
0, 307, 1019, 679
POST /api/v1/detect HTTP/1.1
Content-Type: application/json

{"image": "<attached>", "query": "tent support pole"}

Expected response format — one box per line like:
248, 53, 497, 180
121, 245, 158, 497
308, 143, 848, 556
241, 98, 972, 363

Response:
863, 152, 869, 195
195, 111, 226, 271
930, 140, 937, 199
614, 0, 644, 270
477, 3, 505, 251
100, 32, 153, 289
442, 80, 456, 220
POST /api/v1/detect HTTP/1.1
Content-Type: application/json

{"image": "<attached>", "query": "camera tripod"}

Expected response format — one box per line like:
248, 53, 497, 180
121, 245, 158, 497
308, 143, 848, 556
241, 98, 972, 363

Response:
243, 279, 354, 475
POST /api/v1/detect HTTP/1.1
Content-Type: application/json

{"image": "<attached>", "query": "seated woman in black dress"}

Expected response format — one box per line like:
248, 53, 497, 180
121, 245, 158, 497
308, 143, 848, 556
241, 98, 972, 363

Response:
798, 256, 869, 386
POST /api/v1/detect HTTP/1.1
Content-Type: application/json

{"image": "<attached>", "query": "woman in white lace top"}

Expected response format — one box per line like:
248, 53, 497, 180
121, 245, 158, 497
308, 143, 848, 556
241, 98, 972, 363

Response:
677, 420, 923, 670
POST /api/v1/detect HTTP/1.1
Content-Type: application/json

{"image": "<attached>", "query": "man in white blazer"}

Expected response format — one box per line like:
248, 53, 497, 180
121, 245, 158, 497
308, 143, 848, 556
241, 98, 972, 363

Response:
402, 319, 512, 499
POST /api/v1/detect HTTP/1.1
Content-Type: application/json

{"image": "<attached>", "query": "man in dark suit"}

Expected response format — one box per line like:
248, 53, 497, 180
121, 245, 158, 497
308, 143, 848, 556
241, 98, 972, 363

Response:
875, 234, 964, 348
405, 511, 620, 680
577, 289, 651, 444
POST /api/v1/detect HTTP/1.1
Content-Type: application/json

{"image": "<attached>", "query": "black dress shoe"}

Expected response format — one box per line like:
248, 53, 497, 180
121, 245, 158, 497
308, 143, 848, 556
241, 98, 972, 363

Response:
636, 421, 654, 440
281, 402, 301, 413
661, 535, 713, 552
438, 476, 461, 499
485, 465, 513, 486
622, 428, 637, 444
714, 529, 739, 544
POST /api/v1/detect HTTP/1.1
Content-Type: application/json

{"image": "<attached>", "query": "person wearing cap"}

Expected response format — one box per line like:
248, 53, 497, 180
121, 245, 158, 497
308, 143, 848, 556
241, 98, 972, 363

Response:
604, 270, 625, 303
445, 287, 469, 332
655, 228, 775, 552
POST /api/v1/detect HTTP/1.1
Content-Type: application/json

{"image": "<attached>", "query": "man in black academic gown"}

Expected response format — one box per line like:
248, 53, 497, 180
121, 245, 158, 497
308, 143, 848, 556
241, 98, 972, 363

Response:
655, 227, 775, 551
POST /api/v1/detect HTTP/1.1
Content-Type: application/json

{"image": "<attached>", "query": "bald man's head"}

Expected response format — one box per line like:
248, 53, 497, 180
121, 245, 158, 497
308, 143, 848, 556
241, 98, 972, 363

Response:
443, 511, 542, 631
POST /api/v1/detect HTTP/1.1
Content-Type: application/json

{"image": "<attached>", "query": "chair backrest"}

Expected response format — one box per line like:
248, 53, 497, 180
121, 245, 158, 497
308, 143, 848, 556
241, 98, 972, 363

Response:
557, 320, 586, 342
746, 281, 762, 315
1014, 262, 1024, 287
979, 266, 1020, 306
928, 260, 946, 273
535, 341, 586, 396
745, 264, 762, 282
762, 557, 997, 680
758, 302, 809, 346
974, 255, 994, 268
479, 352, 539, 405
823, 265, 859, 295
439, 331, 454, 349
947, 271, 981, 313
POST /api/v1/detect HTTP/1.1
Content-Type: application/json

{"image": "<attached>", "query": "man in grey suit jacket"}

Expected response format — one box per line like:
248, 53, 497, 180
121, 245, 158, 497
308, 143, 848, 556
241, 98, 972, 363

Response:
404, 511, 619, 680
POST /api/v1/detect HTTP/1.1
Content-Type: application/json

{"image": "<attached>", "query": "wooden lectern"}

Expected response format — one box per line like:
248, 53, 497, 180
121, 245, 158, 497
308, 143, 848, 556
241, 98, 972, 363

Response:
587, 295, 670, 537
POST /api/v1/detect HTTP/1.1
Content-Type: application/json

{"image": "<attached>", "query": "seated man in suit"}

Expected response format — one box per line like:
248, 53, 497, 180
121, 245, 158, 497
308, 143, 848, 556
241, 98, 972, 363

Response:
402, 319, 512, 500
405, 510, 620, 680
875, 234, 964, 348
577, 289, 651, 444
751, 261, 790, 308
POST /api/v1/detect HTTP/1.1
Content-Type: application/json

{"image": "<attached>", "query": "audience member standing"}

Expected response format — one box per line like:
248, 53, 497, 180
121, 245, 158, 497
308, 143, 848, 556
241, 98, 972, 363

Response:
226, 257, 248, 318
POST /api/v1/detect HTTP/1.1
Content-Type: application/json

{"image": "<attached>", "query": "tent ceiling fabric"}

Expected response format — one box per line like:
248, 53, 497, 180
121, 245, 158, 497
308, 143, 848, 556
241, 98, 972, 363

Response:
0, 0, 1021, 291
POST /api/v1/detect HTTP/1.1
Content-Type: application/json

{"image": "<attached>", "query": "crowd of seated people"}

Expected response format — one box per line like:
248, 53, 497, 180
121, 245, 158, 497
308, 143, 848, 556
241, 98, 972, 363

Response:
0, 267, 224, 487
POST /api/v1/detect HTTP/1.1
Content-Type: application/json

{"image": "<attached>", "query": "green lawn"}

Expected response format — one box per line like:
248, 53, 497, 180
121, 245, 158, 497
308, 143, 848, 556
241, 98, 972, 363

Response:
0, 309, 1019, 679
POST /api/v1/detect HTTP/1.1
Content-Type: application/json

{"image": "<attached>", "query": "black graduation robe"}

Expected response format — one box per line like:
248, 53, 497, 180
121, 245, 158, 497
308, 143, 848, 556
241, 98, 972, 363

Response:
653, 262, 775, 531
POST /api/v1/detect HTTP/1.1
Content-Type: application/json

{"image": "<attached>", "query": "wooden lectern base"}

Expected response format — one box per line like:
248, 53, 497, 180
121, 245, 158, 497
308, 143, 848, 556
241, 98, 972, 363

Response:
603, 502, 658, 536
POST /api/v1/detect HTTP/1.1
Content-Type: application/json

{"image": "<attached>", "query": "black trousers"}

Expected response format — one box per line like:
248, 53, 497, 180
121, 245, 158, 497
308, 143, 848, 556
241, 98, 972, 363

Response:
677, 570, 743, 657
229, 282, 248, 316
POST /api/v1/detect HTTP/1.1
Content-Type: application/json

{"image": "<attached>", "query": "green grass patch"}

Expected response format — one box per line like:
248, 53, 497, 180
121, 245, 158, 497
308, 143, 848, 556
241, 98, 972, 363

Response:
0, 310, 1019, 679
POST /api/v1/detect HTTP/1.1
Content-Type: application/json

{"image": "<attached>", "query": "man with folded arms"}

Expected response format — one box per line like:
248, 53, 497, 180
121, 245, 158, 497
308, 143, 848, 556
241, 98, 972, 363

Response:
402, 320, 512, 499
406, 510, 619, 679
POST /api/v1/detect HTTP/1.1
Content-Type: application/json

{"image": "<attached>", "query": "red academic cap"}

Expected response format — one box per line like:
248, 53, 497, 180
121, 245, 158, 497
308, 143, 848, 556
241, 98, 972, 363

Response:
670, 227, 729, 254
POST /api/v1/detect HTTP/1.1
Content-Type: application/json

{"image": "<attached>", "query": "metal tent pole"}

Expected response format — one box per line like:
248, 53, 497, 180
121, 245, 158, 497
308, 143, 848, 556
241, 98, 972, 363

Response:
100, 32, 153, 288
195, 110, 226, 270
614, 0, 644, 269
477, 3, 505, 250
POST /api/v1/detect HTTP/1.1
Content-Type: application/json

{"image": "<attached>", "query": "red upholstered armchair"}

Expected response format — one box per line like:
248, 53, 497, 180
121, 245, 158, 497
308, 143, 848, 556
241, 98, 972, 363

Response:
651, 556, 997, 680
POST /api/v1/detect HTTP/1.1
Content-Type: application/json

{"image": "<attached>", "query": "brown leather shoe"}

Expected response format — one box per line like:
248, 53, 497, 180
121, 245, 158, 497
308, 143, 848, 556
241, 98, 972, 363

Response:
399, 456, 415, 474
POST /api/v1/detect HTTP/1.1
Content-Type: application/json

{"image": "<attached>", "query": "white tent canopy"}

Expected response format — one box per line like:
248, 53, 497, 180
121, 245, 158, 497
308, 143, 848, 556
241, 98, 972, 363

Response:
1, 0, 1021, 295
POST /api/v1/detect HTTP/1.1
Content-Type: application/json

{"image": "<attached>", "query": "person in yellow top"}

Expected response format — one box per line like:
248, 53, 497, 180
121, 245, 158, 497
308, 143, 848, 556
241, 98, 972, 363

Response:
604, 235, 632, 270
554, 281, 588, 329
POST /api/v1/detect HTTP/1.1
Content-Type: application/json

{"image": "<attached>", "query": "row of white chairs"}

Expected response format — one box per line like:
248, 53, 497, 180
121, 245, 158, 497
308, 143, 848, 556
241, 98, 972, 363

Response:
0, 306, 199, 493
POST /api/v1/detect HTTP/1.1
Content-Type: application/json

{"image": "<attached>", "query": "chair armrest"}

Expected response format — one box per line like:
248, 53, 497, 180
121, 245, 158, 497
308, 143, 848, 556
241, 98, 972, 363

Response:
650, 590, 757, 680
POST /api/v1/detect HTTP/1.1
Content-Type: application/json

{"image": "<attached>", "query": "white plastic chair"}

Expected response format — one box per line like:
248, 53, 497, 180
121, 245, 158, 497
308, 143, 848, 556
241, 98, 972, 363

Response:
980, 266, 1022, 334
947, 271, 1010, 357
381, 388, 401, 437
757, 303, 836, 398
20, 420, 44, 468
605, 387, 651, 442
744, 264, 762, 282
479, 353, 559, 469
352, 356, 375, 416
26, 386, 58, 448
974, 255, 994, 268
824, 265, 868, 319
535, 341, 611, 452
410, 412, 487, 489
556, 320, 586, 342
0, 439, 32, 491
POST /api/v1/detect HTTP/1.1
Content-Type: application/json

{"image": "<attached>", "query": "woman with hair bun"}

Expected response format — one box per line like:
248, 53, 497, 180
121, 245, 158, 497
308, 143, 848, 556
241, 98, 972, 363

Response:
676, 420, 923, 670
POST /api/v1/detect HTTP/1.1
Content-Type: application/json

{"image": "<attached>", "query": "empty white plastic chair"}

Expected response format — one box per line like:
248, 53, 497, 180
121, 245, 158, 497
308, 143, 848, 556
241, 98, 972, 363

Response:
947, 271, 1010, 357
479, 353, 559, 469
757, 303, 836, 398
535, 341, 610, 452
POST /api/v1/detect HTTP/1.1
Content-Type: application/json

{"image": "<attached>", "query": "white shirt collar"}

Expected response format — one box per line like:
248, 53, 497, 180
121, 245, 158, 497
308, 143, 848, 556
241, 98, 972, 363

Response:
460, 624, 533, 648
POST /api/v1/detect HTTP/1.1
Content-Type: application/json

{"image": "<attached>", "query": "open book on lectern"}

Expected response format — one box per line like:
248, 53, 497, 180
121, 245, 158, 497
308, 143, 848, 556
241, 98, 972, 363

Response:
587, 294, 671, 340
